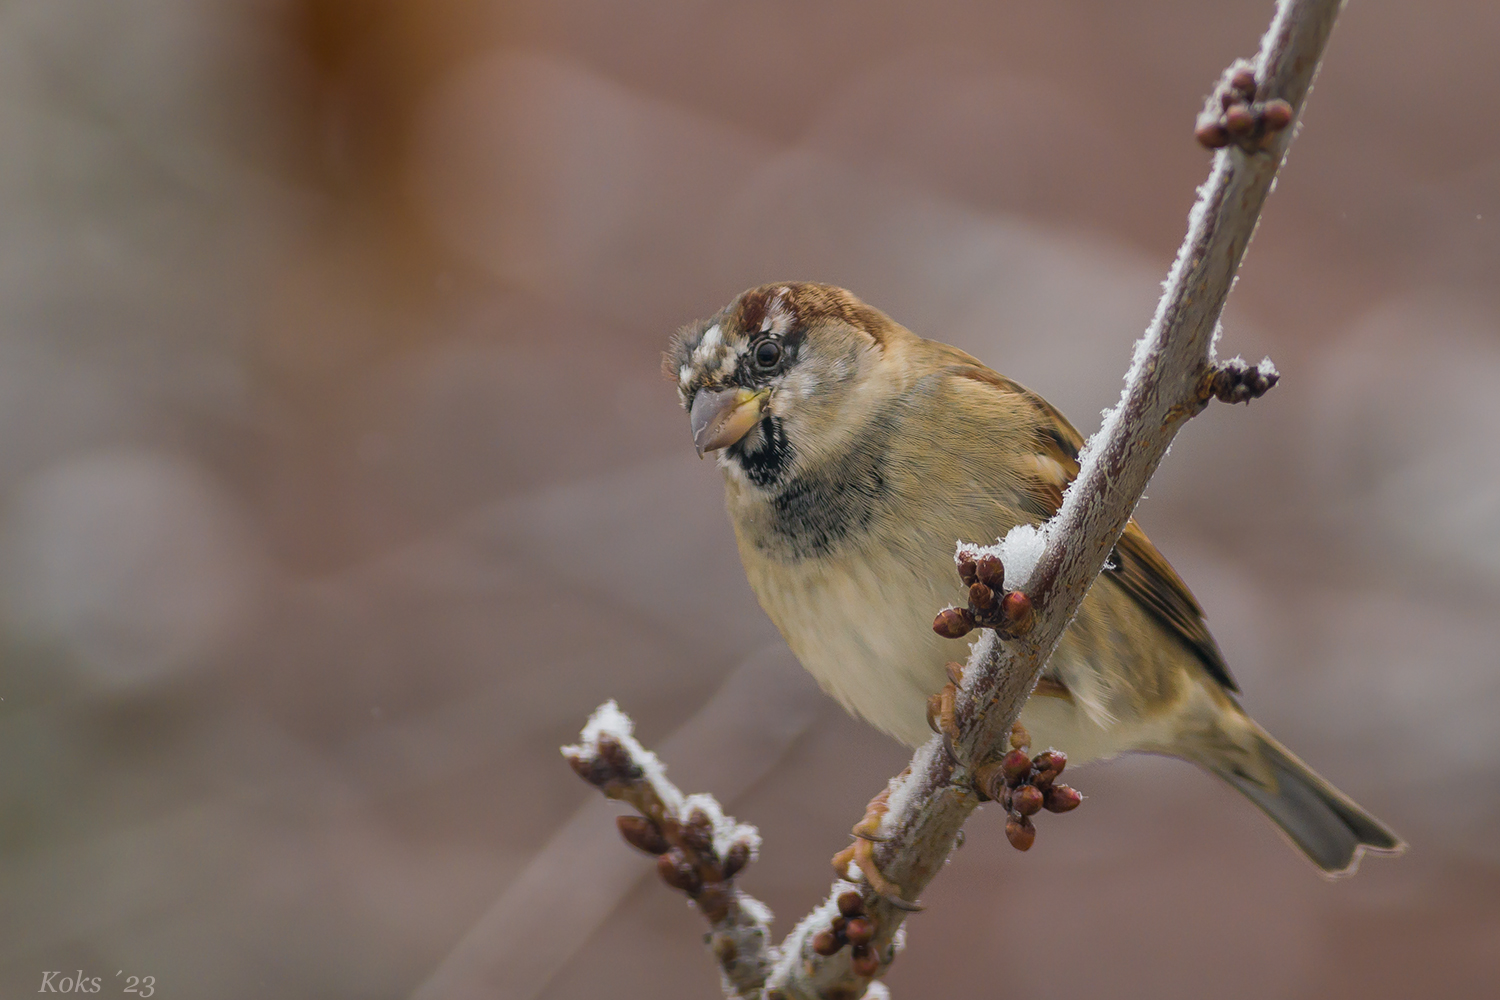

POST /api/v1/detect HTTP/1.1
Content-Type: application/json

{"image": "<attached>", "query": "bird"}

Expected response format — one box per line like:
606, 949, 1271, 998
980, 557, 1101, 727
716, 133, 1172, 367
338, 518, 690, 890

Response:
666, 280, 1402, 877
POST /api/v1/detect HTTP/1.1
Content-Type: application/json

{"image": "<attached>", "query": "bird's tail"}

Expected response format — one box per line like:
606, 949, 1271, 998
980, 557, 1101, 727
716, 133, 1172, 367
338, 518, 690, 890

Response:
1209, 722, 1404, 877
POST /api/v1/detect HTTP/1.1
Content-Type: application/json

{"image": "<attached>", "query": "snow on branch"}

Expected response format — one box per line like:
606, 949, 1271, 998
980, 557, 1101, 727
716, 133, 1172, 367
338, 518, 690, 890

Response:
562, 702, 775, 997
562, 1, 1345, 997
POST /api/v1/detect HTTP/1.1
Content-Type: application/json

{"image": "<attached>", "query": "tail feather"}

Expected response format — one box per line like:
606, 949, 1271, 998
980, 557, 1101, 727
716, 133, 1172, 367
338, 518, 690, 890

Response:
1212, 725, 1404, 877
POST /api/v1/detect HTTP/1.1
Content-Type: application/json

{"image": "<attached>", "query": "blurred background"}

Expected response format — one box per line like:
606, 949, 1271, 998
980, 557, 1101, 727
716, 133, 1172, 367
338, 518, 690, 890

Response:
0, 1, 1496, 997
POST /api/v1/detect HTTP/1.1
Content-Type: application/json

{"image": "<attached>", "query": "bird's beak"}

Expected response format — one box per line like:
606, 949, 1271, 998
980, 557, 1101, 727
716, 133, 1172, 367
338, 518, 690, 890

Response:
689, 387, 770, 456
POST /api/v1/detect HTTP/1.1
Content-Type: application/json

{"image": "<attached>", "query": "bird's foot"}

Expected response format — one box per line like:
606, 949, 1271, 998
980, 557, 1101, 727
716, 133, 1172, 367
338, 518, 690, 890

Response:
1194, 62, 1294, 153
925, 661, 966, 756
973, 738, 1083, 851
810, 890, 884, 978
933, 552, 1034, 640
831, 782, 923, 911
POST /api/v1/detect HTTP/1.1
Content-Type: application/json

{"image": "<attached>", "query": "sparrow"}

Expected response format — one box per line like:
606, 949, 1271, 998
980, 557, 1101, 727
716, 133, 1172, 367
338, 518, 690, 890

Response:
667, 281, 1402, 876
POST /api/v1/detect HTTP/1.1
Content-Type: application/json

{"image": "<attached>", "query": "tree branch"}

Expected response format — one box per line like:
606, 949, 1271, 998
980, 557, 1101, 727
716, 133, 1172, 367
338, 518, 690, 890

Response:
563, 1, 1345, 997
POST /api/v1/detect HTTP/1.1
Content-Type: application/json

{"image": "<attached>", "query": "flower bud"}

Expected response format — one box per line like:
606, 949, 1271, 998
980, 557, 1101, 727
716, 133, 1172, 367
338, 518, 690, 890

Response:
1011, 784, 1044, 816
969, 582, 996, 610
616, 815, 670, 855
1032, 749, 1067, 783
975, 554, 1005, 589
837, 890, 865, 918
1225, 105, 1255, 136
680, 808, 716, 856
957, 551, 979, 586
845, 917, 875, 946
721, 840, 752, 880
1001, 749, 1034, 783
596, 734, 628, 772
812, 930, 843, 956
1005, 814, 1036, 851
1261, 99, 1293, 131
933, 607, 976, 639
657, 849, 702, 894
1000, 591, 1035, 635
1044, 784, 1083, 813
1196, 122, 1230, 149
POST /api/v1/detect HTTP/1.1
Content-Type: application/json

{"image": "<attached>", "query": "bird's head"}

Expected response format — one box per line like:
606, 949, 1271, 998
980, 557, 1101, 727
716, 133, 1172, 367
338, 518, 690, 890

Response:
666, 283, 908, 489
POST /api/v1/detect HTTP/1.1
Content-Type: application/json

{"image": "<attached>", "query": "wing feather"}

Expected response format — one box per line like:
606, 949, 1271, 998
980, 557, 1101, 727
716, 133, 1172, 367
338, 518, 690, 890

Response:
944, 361, 1238, 693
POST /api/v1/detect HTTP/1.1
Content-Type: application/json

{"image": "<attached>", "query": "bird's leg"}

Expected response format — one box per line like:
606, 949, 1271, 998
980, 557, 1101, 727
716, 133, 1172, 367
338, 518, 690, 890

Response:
831, 775, 923, 911
925, 661, 967, 757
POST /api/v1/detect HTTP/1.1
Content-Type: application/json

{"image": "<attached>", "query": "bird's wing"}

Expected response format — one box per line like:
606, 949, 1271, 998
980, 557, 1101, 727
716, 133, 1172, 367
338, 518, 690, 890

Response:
942, 361, 1238, 693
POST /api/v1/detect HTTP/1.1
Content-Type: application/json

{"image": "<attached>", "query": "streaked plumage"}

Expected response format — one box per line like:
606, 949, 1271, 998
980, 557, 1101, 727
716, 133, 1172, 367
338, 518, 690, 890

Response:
668, 281, 1401, 875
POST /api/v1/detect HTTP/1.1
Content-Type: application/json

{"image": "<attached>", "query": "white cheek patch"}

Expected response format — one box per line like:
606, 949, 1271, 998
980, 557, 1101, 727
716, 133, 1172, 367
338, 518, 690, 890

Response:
777, 368, 817, 404
692, 324, 722, 366
678, 364, 692, 387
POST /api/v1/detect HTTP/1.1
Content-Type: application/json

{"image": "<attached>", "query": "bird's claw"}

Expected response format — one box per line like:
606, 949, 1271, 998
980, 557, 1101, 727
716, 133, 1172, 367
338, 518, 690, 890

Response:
831, 783, 924, 912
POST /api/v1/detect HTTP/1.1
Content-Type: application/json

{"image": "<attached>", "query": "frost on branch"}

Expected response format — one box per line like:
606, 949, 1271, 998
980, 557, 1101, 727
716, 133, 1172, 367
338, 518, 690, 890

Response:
563, 702, 773, 996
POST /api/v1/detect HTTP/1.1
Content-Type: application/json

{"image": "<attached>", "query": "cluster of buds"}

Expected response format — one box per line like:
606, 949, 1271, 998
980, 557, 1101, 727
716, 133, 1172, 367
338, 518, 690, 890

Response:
933, 550, 1035, 640
567, 729, 757, 924
974, 745, 1082, 852
1207, 356, 1280, 405
1195, 65, 1294, 153
620, 809, 753, 923
810, 891, 882, 978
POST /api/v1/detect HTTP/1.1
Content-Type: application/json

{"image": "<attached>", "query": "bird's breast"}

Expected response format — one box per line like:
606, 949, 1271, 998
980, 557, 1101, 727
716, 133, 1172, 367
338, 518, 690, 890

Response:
736, 532, 955, 747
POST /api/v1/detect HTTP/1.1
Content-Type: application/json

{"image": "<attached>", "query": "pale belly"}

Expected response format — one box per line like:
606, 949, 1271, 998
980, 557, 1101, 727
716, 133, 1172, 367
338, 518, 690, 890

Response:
742, 540, 1155, 764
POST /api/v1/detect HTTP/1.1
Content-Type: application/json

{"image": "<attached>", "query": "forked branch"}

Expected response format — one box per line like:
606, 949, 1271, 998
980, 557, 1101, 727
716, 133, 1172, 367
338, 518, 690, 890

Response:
564, 1, 1345, 997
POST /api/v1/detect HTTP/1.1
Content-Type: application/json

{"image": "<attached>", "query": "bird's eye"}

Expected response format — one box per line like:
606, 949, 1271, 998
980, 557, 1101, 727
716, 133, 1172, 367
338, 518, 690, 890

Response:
753, 339, 782, 369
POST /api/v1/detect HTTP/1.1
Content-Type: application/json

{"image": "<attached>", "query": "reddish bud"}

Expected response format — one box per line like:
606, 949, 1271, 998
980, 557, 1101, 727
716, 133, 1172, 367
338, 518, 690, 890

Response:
680, 808, 715, 856
969, 582, 996, 610
616, 815, 670, 855
850, 944, 880, 978
1230, 67, 1257, 97
837, 890, 865, 918
999, 591, 1034, 635
1011, 784, 1044, 817
957, 551, 979, 586
567, 752, 607, 786
933, 607, 975, 639
1033, 749, 1067, 783
1001, 749, 1034, 783
845, 917, 875, 946
975, 553, 1005, 589
1044, 784, 1083, 813
812, 929, 843, 956
1261, 99, 1293, 130
657, 849, 702, 894
721, 840, 751, 880
1224, 105, 1255, 136
1195, 122, 1230, 149
596, 734, 628, 772
1005, 814, 1037, 851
